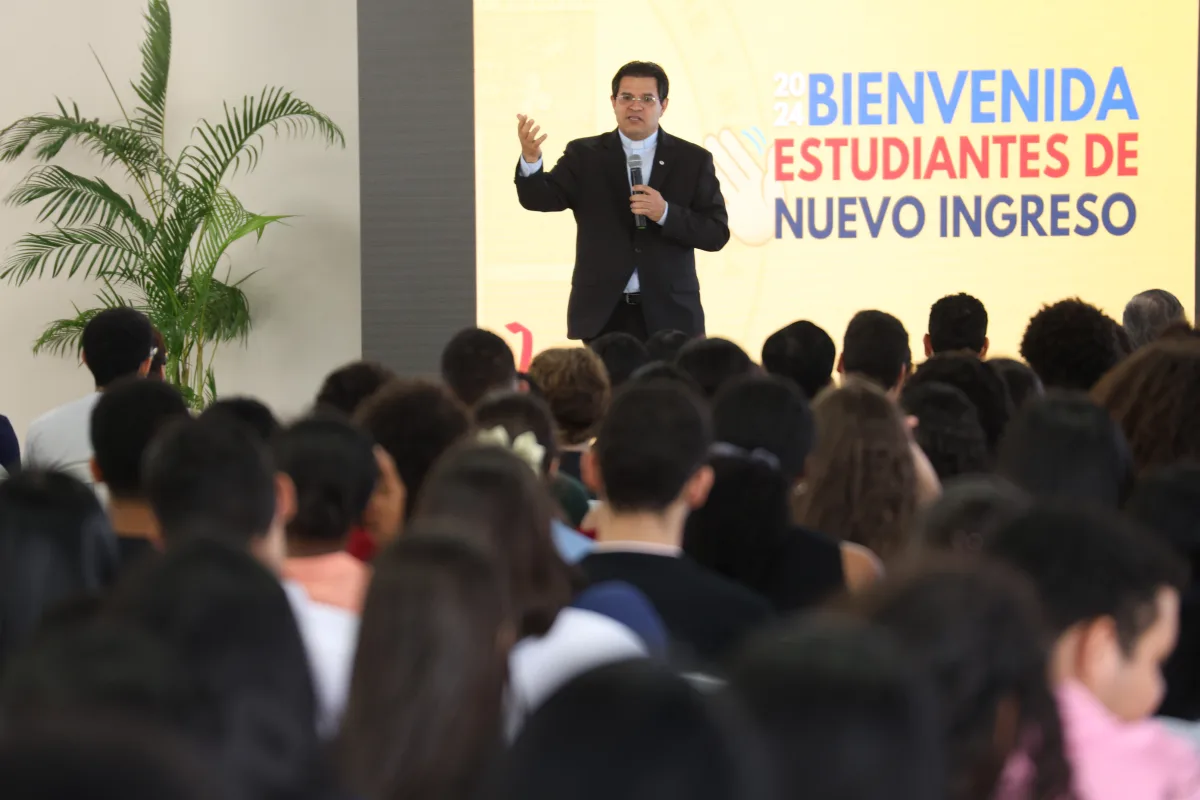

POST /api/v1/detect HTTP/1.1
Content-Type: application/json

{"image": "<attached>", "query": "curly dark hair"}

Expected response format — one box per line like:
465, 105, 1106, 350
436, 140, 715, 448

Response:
1020, 298, 1123, 391
1091, 337, 1200, 474
795, 378, 916, 562
906, 354, 1011, 455
852, 558, 1072, 800
527, 348, 611, 446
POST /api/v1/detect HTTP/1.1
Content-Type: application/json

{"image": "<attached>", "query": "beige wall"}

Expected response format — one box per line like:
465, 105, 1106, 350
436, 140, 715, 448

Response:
0, 0, 361, 442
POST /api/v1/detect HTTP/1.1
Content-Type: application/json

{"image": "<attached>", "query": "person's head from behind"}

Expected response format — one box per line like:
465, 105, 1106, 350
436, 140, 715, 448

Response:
586, 382, 714, 523
610, 61, 669, 141
628, 360, 704, 394
984, 506, 1188, 721
0, 719, 235, 800
89, 377, 190, 502
854, 559, 1068, 800
274, 415, 379, 553
906, 353, 1011, 455
341, 528, 510, 800
727, 615, 942, 800
0, 471, 115, 666
81, 307, 155, 389
197, 397, 280, 442
354, 379, 471, 528
108, 539, 321, 799
990, 357, 1044, 411
588, 332, 650, 390
473, 391, 559, 477
761, 320, 836, 400
1020, 298, 1123, 391
900, 381, 990, 481
926, 293, 989, 357
914, 475, 1030, 555
796, 379, 917, 561
675, 337, 756, 400
315, 360, 396, 417
996, 391, 1133, 509
417, 444, 570, 639
527, 348, 611, 447
646, 329, 690, 362
143, 416, 291, 571
1124, 289, 1188, 350
1091, 337, 1200, 474
493, 660, 763, 800
712, 374, 814, 484
839, 310, 912, 395
441, 327, 518, 408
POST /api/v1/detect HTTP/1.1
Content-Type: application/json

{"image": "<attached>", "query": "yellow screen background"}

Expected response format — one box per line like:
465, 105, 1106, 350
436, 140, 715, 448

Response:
474, 0, 1198, 364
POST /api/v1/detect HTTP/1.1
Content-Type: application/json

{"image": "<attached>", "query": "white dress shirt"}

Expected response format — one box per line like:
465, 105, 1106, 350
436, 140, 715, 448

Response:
519, 129, 669, 294
24, 393, 101, 487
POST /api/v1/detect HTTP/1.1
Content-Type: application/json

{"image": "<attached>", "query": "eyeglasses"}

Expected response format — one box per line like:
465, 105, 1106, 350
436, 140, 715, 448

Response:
615, 93, 660, 107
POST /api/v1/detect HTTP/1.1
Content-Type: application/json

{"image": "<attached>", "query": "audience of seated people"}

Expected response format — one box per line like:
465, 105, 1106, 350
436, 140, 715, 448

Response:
10, 287, 1200, 800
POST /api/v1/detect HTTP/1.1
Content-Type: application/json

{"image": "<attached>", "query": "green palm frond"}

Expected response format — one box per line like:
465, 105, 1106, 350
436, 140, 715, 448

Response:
30, 299, 126, 356
192, 275, 253, 343
1, 224, 144, 284
6, 165, 153, 241
179, 87, 345, 192
194, 190, 289, 281
131, 0, 171, 142
0, 100, 157, 176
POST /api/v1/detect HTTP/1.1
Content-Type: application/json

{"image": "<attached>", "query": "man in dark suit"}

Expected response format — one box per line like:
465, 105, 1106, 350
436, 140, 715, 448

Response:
578, 381, 773, 663
515, 61, 730, 342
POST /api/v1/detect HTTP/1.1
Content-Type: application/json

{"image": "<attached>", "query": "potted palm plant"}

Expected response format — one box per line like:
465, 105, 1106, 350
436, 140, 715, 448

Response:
0, 0, 345, 406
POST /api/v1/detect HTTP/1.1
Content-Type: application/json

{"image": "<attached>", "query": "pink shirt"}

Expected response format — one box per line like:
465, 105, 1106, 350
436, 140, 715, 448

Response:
282, 552, 370, 615
1051, 682, 1200, 799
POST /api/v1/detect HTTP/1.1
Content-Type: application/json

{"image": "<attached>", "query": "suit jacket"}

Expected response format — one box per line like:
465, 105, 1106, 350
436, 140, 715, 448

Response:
514, 129, 730, 340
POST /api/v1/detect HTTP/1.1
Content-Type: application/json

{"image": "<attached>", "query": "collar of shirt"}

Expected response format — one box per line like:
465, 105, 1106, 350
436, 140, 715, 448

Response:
590, 540, 682, 558
618, 129, 659, 153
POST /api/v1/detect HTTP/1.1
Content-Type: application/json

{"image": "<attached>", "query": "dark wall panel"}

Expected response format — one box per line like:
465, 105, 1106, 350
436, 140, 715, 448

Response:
358, 0, 476, 375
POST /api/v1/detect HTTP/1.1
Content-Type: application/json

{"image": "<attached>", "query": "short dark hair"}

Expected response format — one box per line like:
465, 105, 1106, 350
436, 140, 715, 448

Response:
628, 360, 704, 394
984, 506, 1187, 653
1124, 289, 1188, 350
728, 616, 942, 800
842, 310, 911, 391
989, 358, 1043, 411
611, 61, 669, 101
81, 307, 155, 387
527, 348, 611, 445
900, 382, 990, 481
143, 416, 277, 549
315, 361, 396, 417
473, 391, 558, 475
588, 333, 651, 390
713, 374, 814, 482
646, 329, 691, 362
854, 559, 1069, 800
198, 397, 280, 442
441, 328, 517, 408
906, 354, 1012, 454
90, 377, 190, 499
997, 391, 1133, 509
274, 415, 379, 543
915, 475, 1030, 555
596, 382, 712, 513
1020, 298, 1123, 391
354, 379, 471, 517
928, 294, 988, 354
761, 320, 836, 400
0, 470, 116, 665
675, 337, 756, 400
415, 445, 571, 638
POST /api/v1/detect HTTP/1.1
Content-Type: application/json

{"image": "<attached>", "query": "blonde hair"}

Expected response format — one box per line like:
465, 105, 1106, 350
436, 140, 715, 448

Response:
796, 378, 917, 562
527, 348, 612, 446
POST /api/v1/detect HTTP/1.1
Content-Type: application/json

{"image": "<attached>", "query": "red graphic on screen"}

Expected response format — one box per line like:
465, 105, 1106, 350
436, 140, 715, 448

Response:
506, 322, 534, 371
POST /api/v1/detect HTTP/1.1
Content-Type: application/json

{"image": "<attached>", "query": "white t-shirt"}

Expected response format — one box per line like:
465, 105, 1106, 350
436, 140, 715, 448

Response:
24, 393, 101, 486
283, 580, 360, 738
507, 606, 647, 736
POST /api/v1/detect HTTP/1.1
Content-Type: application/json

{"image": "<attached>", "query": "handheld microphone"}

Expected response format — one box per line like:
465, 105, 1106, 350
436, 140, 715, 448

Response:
628, 153, 647, 230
